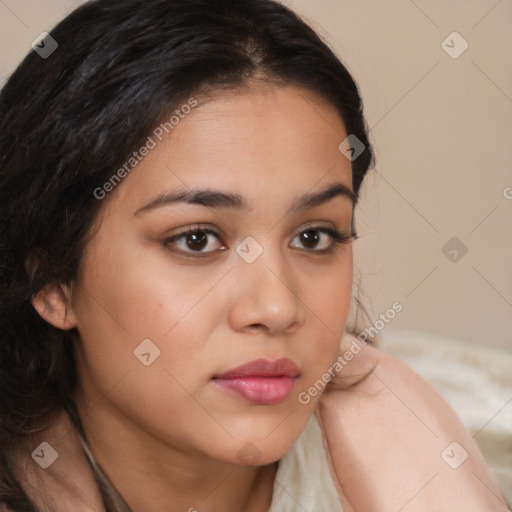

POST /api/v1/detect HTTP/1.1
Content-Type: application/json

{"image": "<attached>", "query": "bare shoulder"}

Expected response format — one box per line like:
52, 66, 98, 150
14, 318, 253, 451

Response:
315, 336, 508, 512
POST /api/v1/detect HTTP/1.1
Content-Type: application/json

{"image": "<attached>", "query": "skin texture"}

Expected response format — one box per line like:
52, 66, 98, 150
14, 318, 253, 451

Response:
32, 83, 356, 511
317, 335, 508, 512
27, 82, 507, 512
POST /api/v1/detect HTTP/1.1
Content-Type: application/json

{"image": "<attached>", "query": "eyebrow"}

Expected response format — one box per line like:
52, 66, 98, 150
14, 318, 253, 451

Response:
134, 182, 356, 216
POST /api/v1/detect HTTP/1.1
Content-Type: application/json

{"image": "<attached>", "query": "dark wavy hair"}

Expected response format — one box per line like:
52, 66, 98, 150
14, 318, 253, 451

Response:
0, 0, 374, 509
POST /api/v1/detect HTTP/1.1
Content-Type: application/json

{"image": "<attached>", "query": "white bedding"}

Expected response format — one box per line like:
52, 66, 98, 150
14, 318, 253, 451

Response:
379, 329, 512, 509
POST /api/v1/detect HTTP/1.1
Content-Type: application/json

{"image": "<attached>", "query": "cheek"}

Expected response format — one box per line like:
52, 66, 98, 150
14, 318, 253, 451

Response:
71, 239, 234, 406
75, 237, 228, 337
298, 255, 353, 368
301, 249, 353, 323
72, 245, 236, 447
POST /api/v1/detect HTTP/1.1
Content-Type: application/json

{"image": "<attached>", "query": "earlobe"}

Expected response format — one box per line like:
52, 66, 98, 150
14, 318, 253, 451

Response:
32, 282, 77, 330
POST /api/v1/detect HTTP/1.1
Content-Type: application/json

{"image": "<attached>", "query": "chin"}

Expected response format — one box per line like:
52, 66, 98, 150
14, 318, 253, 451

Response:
213, 411, 311, 466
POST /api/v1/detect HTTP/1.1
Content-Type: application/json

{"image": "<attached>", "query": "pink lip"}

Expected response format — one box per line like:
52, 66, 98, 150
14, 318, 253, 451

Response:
213, 358, 300, 405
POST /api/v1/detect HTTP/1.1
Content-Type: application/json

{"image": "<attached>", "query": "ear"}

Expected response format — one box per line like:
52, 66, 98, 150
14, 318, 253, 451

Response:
32, 282, 77, 330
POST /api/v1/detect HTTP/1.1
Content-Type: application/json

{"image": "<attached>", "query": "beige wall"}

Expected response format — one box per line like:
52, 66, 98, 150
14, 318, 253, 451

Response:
288, 0, 512, 351
2, 1, 511, 350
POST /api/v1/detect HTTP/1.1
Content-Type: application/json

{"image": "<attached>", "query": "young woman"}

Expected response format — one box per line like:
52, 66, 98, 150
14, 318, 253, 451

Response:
0, 0, 507, 510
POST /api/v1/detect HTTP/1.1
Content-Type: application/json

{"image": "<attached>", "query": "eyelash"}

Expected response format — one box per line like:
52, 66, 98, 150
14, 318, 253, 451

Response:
163, 224, 355, 258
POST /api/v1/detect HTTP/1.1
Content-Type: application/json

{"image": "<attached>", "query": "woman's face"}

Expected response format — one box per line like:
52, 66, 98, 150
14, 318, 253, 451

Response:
70, 83, 355, 466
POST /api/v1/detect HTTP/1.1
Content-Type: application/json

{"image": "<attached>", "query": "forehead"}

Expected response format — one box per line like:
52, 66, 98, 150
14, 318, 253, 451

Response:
104, 83, 352, 215
170, 82, 348, 162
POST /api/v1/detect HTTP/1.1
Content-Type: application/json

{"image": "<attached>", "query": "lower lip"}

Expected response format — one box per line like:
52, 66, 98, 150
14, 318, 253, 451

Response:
213, 376, 297, 405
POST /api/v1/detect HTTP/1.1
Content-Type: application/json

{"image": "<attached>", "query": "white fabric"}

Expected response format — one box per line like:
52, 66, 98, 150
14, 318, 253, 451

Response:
268, 413, 344, 512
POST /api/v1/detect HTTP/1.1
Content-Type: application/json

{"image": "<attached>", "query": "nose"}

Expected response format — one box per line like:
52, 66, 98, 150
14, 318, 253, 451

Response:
227, 246, 305, 336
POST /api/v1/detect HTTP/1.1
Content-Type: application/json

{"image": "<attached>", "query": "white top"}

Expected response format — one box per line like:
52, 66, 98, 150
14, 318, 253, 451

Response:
268, 413, 344, 511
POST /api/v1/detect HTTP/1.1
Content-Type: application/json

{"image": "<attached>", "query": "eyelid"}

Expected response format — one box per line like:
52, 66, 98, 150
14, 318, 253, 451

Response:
166, 223, 224, 238
296, 221, 355, 239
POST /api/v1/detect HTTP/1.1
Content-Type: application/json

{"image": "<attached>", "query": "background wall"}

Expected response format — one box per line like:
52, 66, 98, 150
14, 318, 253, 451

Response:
288, 0, 512, 351
1, 0, 511, 350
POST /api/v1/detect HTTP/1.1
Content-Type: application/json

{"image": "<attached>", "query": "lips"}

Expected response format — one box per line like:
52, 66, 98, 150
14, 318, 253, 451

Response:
212, 358, 300, 405
214, 358, 300, 379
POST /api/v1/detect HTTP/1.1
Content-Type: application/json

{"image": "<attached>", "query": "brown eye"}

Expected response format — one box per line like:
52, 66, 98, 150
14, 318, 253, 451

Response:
300, 229, 320, 249
290, 226, 352, 252
185, 231, 208, 251
165, 228, 225, 254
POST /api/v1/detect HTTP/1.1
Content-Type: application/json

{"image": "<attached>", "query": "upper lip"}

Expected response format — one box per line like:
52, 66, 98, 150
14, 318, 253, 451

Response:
213, 358, 300, 379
